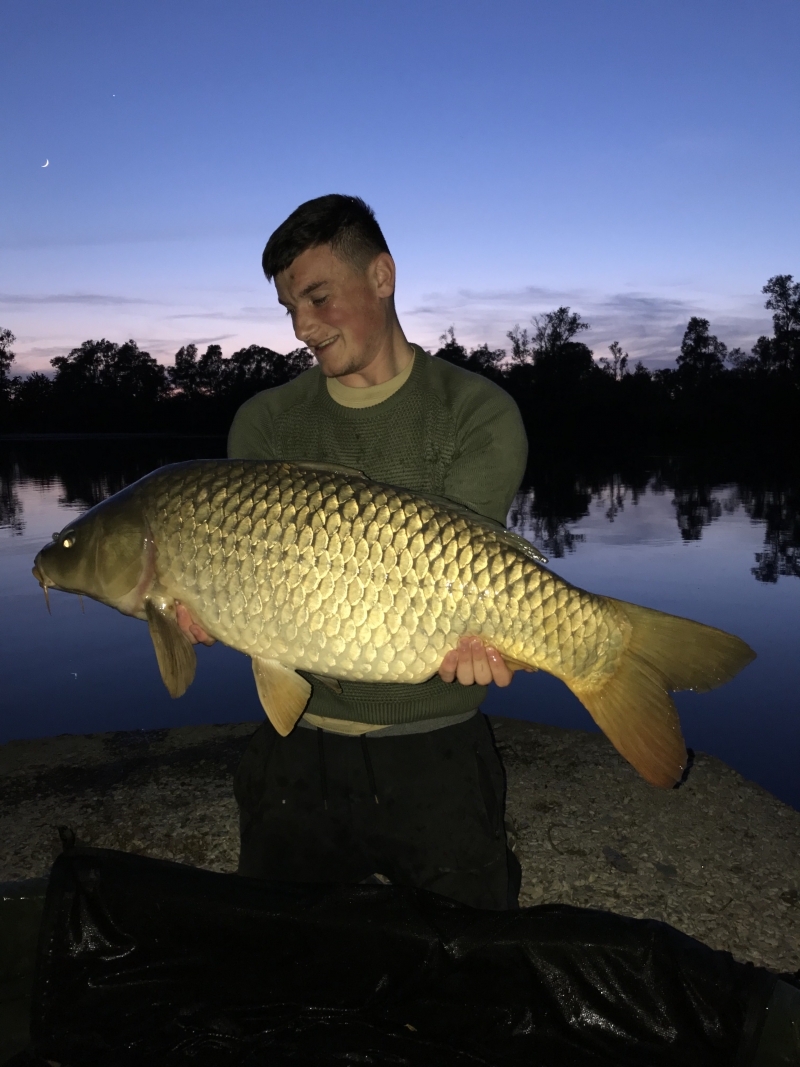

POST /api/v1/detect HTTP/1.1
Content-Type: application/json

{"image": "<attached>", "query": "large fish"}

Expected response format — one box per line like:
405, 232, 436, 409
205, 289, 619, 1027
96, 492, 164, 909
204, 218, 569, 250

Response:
32, 460, 755, 788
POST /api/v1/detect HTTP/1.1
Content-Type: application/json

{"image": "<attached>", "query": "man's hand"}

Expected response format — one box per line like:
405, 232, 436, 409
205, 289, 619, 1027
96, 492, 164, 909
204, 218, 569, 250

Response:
438, 637, 522, 688
175, 602, 216, 646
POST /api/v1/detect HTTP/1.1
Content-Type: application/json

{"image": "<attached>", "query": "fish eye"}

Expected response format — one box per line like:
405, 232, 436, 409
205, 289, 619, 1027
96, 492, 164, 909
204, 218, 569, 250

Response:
61, 532, 75, 549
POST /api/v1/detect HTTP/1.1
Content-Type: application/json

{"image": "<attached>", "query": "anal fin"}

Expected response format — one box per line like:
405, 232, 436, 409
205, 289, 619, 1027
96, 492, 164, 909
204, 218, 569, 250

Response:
252, 657, 312, 736
145, 598, 197, 698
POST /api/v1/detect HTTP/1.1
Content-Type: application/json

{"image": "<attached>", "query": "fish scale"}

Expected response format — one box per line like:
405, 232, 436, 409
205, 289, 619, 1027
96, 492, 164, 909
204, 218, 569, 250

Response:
33, 458, 756, 788
144, 460, 608, 685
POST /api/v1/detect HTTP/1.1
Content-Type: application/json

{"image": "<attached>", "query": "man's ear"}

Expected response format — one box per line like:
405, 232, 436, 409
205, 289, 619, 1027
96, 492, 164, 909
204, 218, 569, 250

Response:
370, 252, 396, 299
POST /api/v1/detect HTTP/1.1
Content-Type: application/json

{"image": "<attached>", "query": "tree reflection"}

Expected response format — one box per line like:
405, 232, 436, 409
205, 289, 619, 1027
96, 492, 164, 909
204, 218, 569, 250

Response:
740, 487, 800, 583
0, 452, 24, 534
1, 437, 226, 517
671, 487, 724, 541
508, 472, 592, 559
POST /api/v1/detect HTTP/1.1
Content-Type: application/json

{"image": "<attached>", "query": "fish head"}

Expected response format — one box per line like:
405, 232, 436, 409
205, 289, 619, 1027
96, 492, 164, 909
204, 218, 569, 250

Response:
33, 488, 152, 611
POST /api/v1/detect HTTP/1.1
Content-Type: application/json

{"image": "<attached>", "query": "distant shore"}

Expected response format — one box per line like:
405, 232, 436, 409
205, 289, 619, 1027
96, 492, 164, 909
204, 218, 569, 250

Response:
1, 716, 797, 974
0, 432, 226, 441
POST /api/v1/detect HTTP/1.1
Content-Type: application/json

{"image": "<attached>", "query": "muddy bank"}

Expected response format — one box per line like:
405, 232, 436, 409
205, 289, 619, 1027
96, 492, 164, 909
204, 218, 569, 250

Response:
1, 716, 797, 973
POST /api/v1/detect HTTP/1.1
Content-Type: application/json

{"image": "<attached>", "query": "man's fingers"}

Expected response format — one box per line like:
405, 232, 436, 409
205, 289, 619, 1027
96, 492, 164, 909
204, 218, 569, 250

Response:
175, 602, 215, 646
190, 624, 216, 647
455, 637, 476, 686
438, 649, 458, 683
487, 648, 514, 687
469, 638, 494, 686
439, 639, 519, 687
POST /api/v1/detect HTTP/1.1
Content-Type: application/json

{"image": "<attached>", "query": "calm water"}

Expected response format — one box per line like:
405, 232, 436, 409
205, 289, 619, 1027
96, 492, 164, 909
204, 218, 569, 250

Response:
1, 438, 798, 808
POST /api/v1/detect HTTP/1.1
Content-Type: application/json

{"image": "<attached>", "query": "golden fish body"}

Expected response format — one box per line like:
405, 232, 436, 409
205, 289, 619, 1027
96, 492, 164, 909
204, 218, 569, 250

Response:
150, 460, 612, 685
33, 460, 755, 788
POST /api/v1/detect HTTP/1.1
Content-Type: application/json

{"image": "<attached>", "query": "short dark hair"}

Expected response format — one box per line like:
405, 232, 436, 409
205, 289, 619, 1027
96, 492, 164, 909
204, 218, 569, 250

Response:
262, 195, 391, 281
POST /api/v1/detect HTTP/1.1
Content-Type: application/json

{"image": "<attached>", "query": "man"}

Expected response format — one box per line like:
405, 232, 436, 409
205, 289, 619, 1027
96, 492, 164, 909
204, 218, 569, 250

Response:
179, 193, 530, 909
169, 196, 800, 1062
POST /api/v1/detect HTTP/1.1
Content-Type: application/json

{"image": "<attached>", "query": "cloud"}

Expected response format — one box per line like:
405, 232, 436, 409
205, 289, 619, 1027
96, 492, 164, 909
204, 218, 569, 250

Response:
0, 292, 157, 307
457, 285, 577, 306
409, 284, 574, 317
184, 333, 237, 345
598, 293, 695, 321
21, 345, 69, 359
165, 305, 281, 323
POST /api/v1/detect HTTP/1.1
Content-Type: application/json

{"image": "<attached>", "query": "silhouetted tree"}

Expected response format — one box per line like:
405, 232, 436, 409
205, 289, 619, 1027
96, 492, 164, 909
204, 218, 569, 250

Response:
599, 341, 629, 381
526, 308, 595, 388
433, 328, 505, 381
751, 275, 800, 376
531, 307, 589, 360
51, 339, 166, 403
506, 325, 532, 365
676, 318, 727, 382
49, 339, 167, 429
11, 373, 54, 430
169, 343, 225, 398
222, 344, 312, 399
0, 327, 17, 404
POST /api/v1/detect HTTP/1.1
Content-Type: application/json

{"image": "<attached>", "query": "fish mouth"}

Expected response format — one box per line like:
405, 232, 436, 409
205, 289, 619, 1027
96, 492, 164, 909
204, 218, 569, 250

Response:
32, 561, 56, 614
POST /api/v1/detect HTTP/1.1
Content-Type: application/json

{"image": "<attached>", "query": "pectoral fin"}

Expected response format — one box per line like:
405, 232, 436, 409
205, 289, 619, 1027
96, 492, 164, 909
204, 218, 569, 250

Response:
144, 599, 197, 698
310, 673, 344, 694
252, 657, 312, 736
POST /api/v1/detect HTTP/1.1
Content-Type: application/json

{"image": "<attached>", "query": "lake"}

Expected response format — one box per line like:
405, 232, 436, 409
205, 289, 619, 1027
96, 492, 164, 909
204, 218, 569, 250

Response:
1, 437, 798, 809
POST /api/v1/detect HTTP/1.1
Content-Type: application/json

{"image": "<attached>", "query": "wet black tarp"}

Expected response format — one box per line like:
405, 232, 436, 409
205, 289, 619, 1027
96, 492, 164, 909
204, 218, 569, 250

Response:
25, 848, 773, 1066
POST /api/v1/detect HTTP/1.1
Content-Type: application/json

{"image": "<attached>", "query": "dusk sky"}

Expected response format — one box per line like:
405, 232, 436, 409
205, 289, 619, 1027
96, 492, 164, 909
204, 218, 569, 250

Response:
2, 0, 798, 376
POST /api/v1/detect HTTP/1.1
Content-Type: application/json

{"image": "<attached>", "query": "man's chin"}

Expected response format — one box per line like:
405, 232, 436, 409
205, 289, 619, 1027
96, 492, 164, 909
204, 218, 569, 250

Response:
317, 354, 361, 379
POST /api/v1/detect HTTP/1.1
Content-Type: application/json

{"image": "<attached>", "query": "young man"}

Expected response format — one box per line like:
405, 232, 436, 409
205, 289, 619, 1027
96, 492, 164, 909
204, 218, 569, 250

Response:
179, 194, 530, 909
169, 199, 800, 1060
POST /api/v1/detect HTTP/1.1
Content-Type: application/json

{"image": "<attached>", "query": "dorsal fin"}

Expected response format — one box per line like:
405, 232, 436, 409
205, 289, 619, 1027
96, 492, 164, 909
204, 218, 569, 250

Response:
283, 460, 367, 478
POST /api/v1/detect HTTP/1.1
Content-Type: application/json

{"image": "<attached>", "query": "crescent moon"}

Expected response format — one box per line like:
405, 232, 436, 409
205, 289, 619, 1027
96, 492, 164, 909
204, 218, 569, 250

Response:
42, 159, 49, 168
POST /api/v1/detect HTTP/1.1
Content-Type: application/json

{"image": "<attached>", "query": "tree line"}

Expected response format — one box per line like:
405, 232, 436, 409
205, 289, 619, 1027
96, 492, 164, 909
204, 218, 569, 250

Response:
1, 274, 797, 450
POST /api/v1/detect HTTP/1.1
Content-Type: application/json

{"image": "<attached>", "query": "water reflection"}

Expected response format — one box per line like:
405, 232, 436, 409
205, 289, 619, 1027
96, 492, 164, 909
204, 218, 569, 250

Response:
1, 438, 799, 584
510, 465, 798, 583
0, 436, 226, 530
0, 475, 23, 534
740, 487, 800, 583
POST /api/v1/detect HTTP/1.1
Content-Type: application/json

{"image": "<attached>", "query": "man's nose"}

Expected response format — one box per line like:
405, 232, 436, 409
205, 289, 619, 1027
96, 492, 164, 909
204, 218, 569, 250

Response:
292, 305, 316, 343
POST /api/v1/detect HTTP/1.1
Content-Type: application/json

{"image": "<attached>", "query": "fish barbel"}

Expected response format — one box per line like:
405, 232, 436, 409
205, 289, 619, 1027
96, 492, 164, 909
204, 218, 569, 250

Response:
32, 459, 755, 788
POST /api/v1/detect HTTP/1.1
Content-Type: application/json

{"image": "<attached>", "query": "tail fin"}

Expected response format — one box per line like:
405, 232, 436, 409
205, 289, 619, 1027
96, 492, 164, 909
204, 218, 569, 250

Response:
570, 601, 756, 789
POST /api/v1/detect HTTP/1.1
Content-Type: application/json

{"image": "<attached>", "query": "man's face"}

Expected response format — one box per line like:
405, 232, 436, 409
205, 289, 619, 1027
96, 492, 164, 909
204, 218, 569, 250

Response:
274, 244, 393, 378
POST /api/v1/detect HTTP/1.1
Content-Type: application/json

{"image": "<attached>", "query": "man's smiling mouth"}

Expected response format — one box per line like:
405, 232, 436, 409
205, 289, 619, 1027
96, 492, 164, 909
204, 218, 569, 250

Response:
313, 337, 338, 352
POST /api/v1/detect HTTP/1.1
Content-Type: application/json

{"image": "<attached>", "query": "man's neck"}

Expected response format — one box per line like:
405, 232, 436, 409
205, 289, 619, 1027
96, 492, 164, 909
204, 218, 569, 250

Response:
335, 325, 414, 388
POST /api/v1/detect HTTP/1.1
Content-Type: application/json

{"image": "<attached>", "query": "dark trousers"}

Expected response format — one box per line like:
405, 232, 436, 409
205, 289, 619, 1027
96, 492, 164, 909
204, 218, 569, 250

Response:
234, 713, 521, 910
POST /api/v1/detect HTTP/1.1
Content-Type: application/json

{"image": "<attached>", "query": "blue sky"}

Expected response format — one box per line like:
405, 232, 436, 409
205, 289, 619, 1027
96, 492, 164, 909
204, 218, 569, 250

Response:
2, 0, 798, 375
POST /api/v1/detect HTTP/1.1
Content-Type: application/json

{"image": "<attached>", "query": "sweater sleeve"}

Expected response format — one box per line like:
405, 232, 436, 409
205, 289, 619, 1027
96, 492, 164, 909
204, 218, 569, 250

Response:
227, 393, 277, 460
443, 382, 528, 526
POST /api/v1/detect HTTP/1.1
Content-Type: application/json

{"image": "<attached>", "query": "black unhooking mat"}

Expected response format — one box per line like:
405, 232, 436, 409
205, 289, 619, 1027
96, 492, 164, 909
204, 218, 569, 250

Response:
23, 848, 774, 1066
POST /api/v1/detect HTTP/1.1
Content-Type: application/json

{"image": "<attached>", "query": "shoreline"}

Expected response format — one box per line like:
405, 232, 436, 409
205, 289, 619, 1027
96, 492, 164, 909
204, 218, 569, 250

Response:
1, 716, 798, 973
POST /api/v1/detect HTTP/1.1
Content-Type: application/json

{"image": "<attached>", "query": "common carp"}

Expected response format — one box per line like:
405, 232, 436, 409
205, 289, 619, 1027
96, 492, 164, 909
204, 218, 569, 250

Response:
32, 459, 755, 788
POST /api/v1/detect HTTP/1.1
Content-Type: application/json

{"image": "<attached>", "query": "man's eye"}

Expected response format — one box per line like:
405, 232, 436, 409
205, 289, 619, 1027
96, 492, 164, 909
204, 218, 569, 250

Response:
312, 296, 328, 307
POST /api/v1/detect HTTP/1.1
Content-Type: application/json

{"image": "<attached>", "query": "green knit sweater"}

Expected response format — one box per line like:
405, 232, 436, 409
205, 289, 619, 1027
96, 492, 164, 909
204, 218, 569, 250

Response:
227, 345, 528, 725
